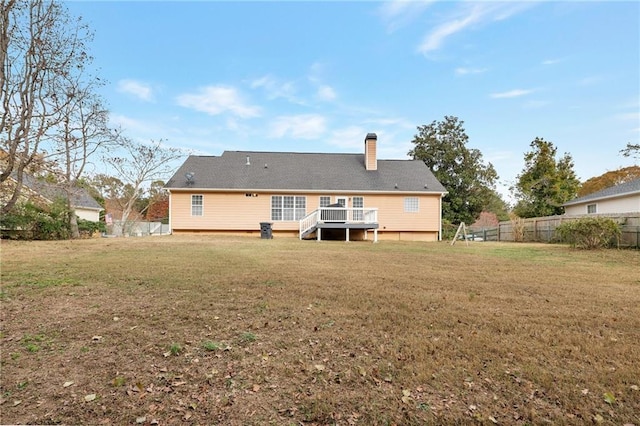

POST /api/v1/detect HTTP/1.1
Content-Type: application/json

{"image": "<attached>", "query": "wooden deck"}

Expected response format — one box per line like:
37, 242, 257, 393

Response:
300, 207, 379, 242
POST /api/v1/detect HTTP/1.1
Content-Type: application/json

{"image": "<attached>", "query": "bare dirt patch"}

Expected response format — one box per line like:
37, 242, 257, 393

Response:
1, 236, 639, 425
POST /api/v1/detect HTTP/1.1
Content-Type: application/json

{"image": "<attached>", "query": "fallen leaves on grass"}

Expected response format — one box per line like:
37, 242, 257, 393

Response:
603, 392, 616, 405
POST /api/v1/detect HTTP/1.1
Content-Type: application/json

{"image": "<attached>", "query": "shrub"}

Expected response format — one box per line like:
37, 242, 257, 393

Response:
555, 217, 621, 249
441, 219, 457, 240
1, 200, 70, 240
77, 218, 106, 238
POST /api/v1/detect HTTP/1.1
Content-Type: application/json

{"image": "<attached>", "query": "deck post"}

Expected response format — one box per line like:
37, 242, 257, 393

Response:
346, 228, 350, 242
317, 227, 321, 241
374, 228, 378, 243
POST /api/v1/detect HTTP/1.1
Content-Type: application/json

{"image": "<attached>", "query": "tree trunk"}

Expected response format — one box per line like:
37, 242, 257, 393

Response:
69, 209, 80, 239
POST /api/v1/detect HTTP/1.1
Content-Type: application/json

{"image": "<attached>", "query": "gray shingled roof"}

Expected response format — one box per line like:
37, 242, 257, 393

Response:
563, 177, 640, 206
165, 151, 447, 193
20, 173, 103, 210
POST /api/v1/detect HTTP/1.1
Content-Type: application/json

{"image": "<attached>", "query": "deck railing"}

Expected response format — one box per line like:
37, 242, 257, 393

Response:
299, 208, 378, 238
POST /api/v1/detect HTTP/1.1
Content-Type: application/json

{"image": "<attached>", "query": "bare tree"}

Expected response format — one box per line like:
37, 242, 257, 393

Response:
104, 138, 184, 236
50, 81, 117, 238
1, 0, 94, 214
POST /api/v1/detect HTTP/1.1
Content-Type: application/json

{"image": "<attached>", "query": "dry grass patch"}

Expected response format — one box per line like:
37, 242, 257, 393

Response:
1, 236, 639, 425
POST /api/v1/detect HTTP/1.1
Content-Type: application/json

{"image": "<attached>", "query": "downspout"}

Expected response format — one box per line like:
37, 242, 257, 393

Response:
168, 191, 173, 235
439, 194, 443, 241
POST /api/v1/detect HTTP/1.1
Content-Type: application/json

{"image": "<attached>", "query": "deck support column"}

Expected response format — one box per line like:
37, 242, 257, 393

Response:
346, 228, 350, 242
374, 228, 378, 243
317, 228, 321, 241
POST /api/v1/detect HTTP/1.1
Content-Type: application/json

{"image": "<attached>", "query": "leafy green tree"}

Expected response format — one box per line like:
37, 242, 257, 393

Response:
511, 137, 580, 218
408, 116, 499, 225
482, 189, 510, 222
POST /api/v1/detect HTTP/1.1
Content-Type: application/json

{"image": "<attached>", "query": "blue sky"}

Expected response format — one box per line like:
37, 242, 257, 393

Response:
66, 1, 639, 200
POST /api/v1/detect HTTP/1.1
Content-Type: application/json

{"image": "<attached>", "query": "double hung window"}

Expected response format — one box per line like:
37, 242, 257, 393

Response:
319, 196, 331, 208
353, 196, 364, 220
271, 196, 306, 221
191, 195, 203, 216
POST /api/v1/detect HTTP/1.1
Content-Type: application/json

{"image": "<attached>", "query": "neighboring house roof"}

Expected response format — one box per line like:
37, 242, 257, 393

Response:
563, 178, 640, 206
165, 151, 447, 194
18, 173, 102, 211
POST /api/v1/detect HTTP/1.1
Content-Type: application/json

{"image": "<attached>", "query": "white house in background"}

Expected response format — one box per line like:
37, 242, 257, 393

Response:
563, 178, 640, 215
3, 173, 103, 222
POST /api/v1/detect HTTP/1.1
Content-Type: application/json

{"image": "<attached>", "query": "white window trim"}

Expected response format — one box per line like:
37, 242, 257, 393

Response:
191, 194, 203, 216
404, 197, 419, 213
587, 203, 597, 214
271, 195, 307, 221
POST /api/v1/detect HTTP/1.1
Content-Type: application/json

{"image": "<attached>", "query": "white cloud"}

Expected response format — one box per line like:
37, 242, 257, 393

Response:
250, 75, 300, 103
484, 150, 514, 164
418, 3, 536, 54
455, 67, 488, 75
117, 79, 153, 101
490, 89, 535, 99
615, 112, 640, 121
308, 62, 325, 84
109, 113, 152, 133
268, 114, 326, 139
418, 8, 481, 54
327, 126, 367, 149
378, 0, 435, 32
307, 63, 338, 102
317, 85, 337, 101
542, 58, 564, 65
176, 85, 260, 118
577, 76, 603, 86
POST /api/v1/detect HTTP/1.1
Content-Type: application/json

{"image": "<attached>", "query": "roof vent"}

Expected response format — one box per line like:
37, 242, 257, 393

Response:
185, 172, 195, 184
246, 155, 251, 166
264, 163, 268, 169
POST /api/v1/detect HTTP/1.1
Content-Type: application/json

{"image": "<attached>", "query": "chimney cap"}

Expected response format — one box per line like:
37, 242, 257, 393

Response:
365, 133, 377, 140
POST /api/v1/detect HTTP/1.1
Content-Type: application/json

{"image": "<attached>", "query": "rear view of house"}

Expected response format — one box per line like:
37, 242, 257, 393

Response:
165, 133, 447, 241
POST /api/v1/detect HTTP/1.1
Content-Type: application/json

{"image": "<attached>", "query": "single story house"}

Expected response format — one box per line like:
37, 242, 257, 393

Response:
563, 178, 640, 215
165, 133, 447, 241
2, 173, 102, 222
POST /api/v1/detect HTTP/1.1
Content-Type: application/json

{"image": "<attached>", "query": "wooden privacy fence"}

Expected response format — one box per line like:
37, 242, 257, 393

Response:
468, 213, 640, 248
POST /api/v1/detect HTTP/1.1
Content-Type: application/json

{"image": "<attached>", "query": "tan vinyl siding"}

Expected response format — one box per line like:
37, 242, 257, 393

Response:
171, 192, 291, 231
364, 194, 440, 231
170, 190, 442, 234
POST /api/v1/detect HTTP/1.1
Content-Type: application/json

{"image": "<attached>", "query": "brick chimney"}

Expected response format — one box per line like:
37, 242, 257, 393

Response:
364, 133, 377, 171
